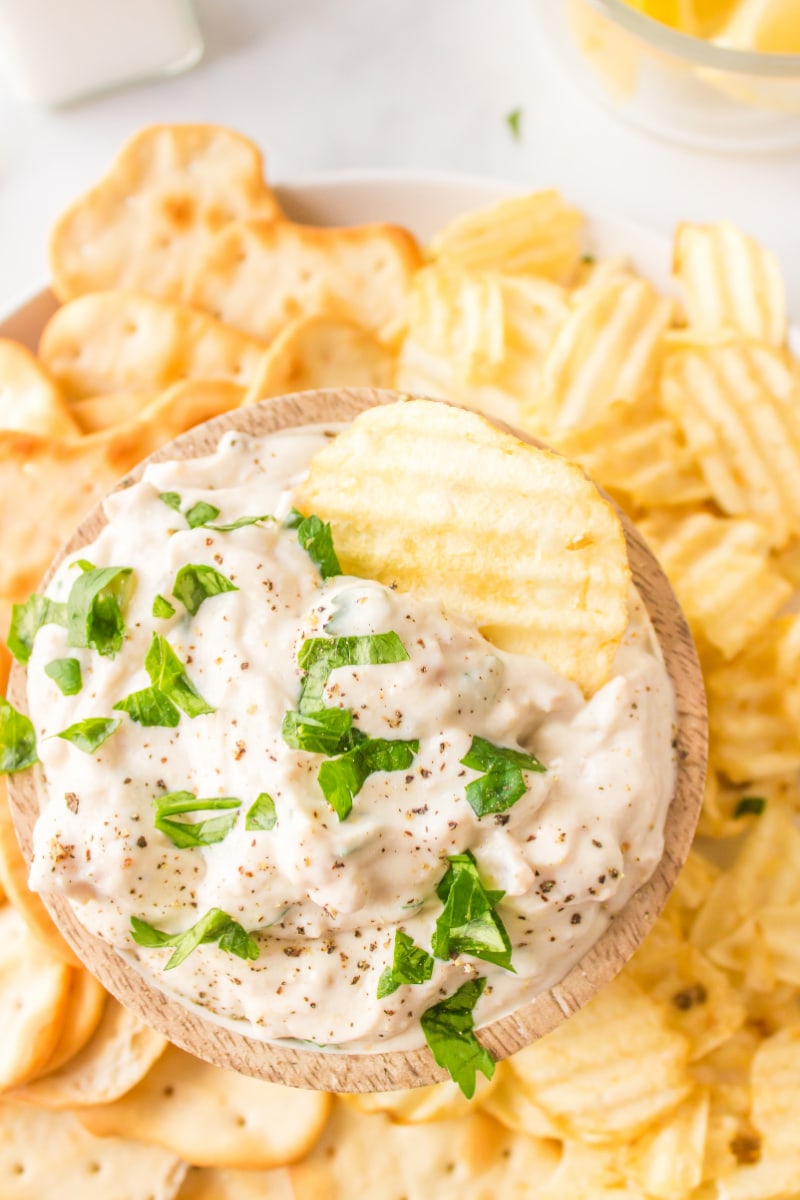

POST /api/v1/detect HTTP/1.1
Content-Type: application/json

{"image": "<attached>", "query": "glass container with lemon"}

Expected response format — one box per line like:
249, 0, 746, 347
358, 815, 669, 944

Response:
534, 0, 800, 149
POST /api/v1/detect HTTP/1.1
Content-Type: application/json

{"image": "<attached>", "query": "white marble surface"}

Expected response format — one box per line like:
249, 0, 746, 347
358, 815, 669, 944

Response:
0, 0, 799, 314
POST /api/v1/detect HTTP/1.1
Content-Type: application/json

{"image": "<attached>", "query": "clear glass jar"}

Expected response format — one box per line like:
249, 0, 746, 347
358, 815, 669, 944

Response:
533, 0, 800, 151
0, 0, 203, 107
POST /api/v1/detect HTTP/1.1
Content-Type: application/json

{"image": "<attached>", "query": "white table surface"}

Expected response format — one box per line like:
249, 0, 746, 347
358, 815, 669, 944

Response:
1, 0, 799, 316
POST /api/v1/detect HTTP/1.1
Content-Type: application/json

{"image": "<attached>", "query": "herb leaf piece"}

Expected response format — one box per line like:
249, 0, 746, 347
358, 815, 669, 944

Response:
7, 594, 67, 664
145, 633, 214, 718
186, 501, 221, 529
57, 717, 120, 754
153, 791, 241, 849
159, 492, 182, 512
281, 708, 364, 756
505, 106, 523, 140
66, 566, 134, 658
377, 930, 434, 999
152, 594, 176, 619
432, 851, 513, 971
319, 737, 419, 821
287, 510, 341, 579
207, 514, 275, 532
172, 565, 238, 617
0, 697, 38, 774
734, 796, 766, 818
130, 908, 259, 970
420, 978, 494, 1099
460, 736, 545, 818
45, 657, 82, 696
114, 687, 180, 727
245, 793, 277, 831
297, 631, 409, 713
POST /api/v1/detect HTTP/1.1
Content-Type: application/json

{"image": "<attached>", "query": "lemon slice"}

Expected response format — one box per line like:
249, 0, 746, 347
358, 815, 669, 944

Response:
626, 0, 739, 36
714, 0, 800, 51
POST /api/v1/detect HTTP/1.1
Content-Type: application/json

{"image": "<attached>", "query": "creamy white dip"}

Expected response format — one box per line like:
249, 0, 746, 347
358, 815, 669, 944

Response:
27, 426, 676, 1052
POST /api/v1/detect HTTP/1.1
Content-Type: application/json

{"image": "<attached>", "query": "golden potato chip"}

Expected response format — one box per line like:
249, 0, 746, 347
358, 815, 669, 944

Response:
289, 1101, 561, 1200
507, 976, 692, 1143
0, 339, 79, 438
297, 398, 630, 695
0, 1098, 186, 1200
522, 272, 674, 433
30, 968, 106, 1079
661, 336, 800, 547
666, 848, 721, 920
621, 1089, 709, 1200
343, 1073, 495, 1125
243, 315, 395, 405
478, 1061, 563, 1138
0, 379, 243, 601
78, 1045, 331, 1169
0, 903, 71, 1089
0, 782, 78, 966
699, 771, 798, 840
186, 218, 423, 347
533, 1137, 640, 1199
69, 391, 159, 433
178, 1166, 294, 1199
549, 398, 710, 511
49, 123, 282, 304
705, 617, 800, 783
715, 1154, 800, 1200
39, 291, 267, 400
15, 998, 166, 1109
429, 190, 583, 283
637, 510, 793, 660
674, 222, 786, 347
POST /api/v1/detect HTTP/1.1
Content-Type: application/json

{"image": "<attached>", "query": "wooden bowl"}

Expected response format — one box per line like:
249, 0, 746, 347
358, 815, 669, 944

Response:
6, 388, 707, 1093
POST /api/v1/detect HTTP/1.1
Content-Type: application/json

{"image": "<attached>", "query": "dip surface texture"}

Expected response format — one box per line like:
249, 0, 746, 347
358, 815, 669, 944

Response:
27, 427, 676, 1051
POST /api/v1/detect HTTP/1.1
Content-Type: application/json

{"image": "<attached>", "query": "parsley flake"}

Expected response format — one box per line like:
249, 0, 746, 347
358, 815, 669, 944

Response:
505, 107, 523, 140
420, 978, 494, 1098
319, 737, 419, 821
377, 930, 434, 998
460, 736, 545, 817
0, 697, 38, 774
144, 633, 214, 718
286, 509, 341, 579
245, 793, 277, 831
152, 594, 176, 619
297, 632, 409, 713
66, 565, 134, 658
734, 796, 766, 818
432, 851, 514, 971
7, 594, 67, 664
56, 717, 120, 754
45, 657, 82, 696
153, 791, 241, 849
281, 708, 364, 756
172, 564, 238, 616
130, 909, 259, 970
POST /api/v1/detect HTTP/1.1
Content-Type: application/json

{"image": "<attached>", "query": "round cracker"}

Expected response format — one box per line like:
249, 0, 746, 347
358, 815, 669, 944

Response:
28, 969, 107, 1080
0, 339, 79, 439
0, 904, 72, 1089
13, 997, 166, 1109
77, 1045, 331, 1169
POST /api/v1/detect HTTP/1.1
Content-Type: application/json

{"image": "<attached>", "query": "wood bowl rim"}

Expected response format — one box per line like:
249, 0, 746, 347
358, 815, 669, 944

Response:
7, 387, 708, 1093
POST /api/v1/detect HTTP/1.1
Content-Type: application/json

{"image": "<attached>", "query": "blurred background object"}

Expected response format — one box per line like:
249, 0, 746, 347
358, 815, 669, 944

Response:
0, 0, 203, 107
534, 0, 800, 150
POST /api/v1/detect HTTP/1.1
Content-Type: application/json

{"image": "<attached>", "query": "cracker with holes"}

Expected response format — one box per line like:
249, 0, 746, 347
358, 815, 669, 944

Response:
185, 219, 423, 346
0, 339, 79, 438
297, 398, 630, 695
39, 291, 267, 400
77, 1046, 331, 1168
0, 1099, 186, 1200
49, 124, 283, 304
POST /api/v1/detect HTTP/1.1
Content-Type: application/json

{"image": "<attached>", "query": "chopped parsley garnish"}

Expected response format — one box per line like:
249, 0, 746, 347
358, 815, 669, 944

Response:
734, 796, 766, 818
130, 909, 259, 970
159, 491, 273, 533
460, 735, 545, 817
44, 657, 82, 696
152, 594, 176, 619
286, 509, 341, 579
318, 737, 419, 821
420, 977, 494, 1098
505, 106, 523, 140
56, 716, 120, 754
281, 708, 365, 756
432, 851, 514, 971
114, 634, 213, 726
66, 565, 134, 658
377, 930, 434, 999
0, 697, 38, 774
153, 791, 241, 849
7, 594, 67, 664
114, 687, 180, 728
245, 793, 277, 831
297, 632, 410, 713
144, 633, 214, 718
185, 501, 221, 529
172, 564, 238, 616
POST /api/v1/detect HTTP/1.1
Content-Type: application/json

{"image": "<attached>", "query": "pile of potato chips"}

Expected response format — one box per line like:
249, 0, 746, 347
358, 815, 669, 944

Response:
1, 123, 800, 1199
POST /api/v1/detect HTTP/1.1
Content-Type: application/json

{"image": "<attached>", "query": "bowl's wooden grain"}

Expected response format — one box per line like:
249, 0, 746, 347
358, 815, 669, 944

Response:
7, 388, 707, 1093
